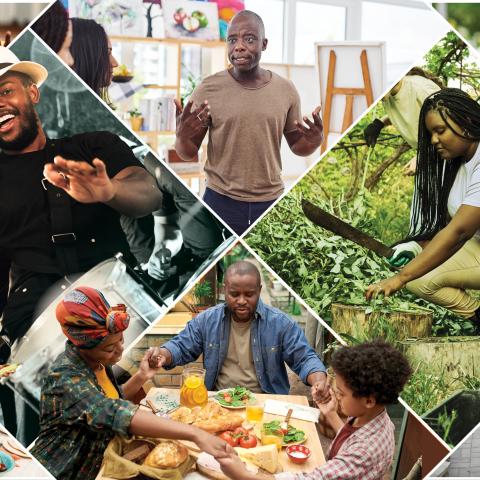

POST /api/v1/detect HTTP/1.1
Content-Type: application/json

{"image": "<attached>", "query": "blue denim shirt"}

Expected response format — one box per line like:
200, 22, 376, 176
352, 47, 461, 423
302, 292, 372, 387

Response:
162, 299, 326, 394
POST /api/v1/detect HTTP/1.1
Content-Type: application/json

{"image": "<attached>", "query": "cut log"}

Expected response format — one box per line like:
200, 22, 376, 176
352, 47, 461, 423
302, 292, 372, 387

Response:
331, 303, 433, 340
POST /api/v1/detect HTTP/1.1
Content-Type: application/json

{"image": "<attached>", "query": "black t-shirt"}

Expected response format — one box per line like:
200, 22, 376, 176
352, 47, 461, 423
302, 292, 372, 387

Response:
144, 155, 224, 258
0, 131, 142, 274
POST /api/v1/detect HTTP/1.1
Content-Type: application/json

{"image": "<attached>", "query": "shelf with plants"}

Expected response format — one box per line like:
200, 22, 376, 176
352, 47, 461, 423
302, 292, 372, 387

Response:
111, 35, 226, 164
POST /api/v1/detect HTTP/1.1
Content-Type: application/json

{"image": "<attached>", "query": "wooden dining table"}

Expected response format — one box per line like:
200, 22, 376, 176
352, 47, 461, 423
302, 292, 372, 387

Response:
98, 387, 325, 479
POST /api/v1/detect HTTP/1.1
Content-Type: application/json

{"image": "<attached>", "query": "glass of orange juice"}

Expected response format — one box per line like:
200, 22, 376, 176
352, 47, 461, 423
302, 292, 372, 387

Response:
246, 400, 264, 423
261, 428, 283, 451
180, 366, 208, 408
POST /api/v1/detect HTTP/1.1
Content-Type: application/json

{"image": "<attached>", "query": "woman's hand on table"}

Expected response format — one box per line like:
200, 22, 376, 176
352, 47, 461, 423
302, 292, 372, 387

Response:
217, 446, 257, 480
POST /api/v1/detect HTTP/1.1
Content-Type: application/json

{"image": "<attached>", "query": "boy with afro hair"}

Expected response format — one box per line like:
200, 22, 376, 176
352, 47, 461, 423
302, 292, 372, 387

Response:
217, 340, 412, 480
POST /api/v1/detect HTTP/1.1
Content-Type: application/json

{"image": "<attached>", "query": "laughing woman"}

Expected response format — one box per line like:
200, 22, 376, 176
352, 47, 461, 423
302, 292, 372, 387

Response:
30, 286, 227, 480
366, 88, 480, 328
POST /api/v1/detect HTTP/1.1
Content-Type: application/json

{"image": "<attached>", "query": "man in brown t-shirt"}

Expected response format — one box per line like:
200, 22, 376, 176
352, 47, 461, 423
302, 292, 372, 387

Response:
175, 10, 323, 235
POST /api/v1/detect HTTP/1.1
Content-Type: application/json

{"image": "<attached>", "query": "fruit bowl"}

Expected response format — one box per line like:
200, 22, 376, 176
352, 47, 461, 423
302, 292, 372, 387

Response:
112, 75, 133, 83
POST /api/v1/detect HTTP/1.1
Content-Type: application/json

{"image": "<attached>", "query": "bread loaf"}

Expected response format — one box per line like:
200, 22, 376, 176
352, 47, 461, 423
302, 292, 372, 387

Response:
143, 441, 188, 469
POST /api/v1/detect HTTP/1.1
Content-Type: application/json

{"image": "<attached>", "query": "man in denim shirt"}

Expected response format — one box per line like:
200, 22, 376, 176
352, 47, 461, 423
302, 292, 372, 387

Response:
152, 261, 329, 397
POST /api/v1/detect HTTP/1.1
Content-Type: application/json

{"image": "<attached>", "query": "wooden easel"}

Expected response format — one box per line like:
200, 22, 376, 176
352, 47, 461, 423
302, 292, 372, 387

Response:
321, 49, 374, 152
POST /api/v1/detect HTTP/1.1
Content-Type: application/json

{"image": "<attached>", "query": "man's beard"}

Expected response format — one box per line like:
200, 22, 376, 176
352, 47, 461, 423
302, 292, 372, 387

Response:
0, 102, 40, 152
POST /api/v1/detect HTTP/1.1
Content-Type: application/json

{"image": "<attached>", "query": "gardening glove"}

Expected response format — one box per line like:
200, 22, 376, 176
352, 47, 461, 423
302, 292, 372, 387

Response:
388, 241, 422, 267
364, 119, 385, 147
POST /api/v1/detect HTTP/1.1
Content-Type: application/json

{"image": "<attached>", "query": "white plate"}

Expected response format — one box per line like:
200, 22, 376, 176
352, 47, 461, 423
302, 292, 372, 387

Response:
213, 389, 255, 409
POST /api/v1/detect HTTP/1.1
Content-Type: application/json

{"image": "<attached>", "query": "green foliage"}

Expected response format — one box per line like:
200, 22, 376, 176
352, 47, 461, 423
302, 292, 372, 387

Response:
437, 409, 458, 447
246, 185, 470, 335
192, 280, 213, 305
424, 30, 480, 95
441, 4, 480, 47
246, 31, 478, 337
127, 108, 142, 118
400, 363, 458, 415
424, 31, 470, 82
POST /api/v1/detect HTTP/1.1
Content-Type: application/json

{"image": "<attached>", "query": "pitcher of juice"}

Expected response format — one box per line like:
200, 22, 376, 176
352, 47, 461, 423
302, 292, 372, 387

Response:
180, 366, 208, 408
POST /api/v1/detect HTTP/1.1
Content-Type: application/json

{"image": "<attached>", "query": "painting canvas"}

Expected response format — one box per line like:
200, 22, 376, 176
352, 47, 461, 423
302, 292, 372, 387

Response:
68, 0, 144, 36
209, 0, 244, 40
163, 0, 219, 41
143, 0, 164, 37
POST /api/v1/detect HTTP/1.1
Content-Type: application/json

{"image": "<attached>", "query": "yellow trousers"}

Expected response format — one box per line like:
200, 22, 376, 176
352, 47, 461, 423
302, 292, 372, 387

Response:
407, 237, 480, 318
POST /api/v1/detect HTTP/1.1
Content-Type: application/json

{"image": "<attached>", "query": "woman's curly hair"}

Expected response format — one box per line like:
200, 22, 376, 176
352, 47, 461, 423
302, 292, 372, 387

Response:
331, 340, 412, 404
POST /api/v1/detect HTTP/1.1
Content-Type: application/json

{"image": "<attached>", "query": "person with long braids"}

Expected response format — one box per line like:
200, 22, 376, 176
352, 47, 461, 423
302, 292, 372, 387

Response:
365, 88, 480, 328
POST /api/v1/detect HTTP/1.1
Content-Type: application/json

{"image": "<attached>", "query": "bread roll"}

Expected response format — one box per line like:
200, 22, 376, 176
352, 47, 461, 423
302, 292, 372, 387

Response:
143, 441, 188, 469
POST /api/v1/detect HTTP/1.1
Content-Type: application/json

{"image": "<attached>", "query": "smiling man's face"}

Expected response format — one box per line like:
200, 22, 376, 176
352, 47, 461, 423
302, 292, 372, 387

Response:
226, 14, 267, 74
0, 72, 40, 152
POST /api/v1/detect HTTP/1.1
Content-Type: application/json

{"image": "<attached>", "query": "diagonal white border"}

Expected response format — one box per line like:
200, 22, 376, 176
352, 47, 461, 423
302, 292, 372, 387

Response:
16, 23, 237, 241
237, 23, 452, 240
241, 237, 457, 471
423, 417, 480, 478
2, 0, 55, 50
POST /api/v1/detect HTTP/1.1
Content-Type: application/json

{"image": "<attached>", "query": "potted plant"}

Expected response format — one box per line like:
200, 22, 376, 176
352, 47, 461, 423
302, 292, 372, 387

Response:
127, 108, 143, 131
192, 280, 213, 311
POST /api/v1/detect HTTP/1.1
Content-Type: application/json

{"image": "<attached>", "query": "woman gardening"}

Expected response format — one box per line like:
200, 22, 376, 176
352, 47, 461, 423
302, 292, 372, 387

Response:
366, 88, 480, 329
30, 286, 228, 480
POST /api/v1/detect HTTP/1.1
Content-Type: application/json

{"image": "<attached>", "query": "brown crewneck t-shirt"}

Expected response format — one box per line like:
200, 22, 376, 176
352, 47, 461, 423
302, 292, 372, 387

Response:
190, 70, 302, 202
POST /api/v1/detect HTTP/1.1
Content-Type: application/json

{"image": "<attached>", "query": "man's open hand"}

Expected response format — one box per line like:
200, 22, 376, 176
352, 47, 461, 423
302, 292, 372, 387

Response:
175, 99, 210, 139
44, 156, 116, 204
294, 106, 323, 146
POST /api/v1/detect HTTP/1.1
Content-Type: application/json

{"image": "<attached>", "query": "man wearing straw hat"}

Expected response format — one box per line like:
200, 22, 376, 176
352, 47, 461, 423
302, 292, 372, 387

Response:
0, 46, 160, 436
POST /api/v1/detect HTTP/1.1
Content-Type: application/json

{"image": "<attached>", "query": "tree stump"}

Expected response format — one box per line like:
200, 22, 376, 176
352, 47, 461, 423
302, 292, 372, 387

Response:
331, 303, 433, 341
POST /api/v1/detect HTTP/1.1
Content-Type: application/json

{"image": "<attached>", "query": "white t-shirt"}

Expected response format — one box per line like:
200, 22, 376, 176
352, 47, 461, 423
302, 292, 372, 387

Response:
448, 142, 480, 238
383, 75, 440, 149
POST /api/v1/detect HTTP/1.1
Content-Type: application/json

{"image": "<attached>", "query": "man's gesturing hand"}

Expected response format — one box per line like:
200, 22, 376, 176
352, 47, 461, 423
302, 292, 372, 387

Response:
44, 156, 116, 204
294, 106, 323, 146
175, 99, 210, 139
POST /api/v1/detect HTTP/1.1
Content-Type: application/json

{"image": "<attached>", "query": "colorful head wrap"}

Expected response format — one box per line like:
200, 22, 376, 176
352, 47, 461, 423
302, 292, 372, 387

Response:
56, 286, 130, 349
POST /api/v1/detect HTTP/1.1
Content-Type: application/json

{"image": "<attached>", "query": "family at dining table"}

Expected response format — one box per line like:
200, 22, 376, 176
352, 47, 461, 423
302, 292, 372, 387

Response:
29, 257, 412, 480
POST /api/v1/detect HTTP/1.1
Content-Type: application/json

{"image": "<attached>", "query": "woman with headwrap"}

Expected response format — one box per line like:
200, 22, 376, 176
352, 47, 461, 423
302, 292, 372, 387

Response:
365, 89, 480, 330
30, 286, 228, 480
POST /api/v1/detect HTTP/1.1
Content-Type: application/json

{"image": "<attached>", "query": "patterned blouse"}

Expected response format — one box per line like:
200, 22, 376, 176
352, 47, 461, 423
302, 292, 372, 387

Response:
30, 342, 138, 480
